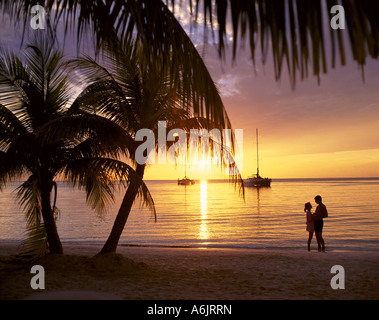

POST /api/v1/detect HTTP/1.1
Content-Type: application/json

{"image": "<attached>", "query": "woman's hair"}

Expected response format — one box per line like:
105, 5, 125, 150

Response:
304, 202, 312, 212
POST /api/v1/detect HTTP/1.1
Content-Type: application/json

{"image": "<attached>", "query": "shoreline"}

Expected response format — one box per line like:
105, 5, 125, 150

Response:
1, 241, 379, 300
1, 239, 378, 254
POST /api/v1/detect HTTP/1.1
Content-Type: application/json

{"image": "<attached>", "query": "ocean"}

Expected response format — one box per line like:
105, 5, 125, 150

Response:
1, 178, 379, 252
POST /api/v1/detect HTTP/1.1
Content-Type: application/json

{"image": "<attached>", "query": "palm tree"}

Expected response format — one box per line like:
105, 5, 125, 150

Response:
0, 37, 154, 255
69, 37, 240, 254
1, 0, 378, 87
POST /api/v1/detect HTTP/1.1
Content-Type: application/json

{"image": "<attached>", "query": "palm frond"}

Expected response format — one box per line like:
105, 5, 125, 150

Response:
15, 175, 50, 258
22, 39, 71, 126
18, 221, 48, 258
0, 139, 30, 190
5, 0, 378, 85
69, 79, 138, 130
0, 103, 28, 134
64, 157, 156, 218
38, 113, 136, 160
0, 47, 30, 116
200, 0, 379, 85
0, 36, 72, 132
16, 176, 42, 228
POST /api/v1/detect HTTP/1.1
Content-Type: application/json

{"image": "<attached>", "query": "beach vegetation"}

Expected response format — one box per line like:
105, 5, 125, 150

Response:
0, 36, 153, 256
69, 35, 240, 254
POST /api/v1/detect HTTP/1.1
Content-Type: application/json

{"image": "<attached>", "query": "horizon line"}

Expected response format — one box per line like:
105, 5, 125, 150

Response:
5, 177, 379, 184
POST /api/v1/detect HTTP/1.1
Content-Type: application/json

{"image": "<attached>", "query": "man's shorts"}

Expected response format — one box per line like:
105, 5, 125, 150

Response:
314, 219, 324, 233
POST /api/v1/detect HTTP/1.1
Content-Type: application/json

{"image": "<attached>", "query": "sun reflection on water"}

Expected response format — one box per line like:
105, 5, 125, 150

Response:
199, 180, 209, 241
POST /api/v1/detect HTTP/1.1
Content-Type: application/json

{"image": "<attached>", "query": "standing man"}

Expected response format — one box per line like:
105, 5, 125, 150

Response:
313, 195, 328, 252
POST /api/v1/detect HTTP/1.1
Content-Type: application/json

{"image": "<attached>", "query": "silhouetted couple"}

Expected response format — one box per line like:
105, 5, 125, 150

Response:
304, 195, 328, 252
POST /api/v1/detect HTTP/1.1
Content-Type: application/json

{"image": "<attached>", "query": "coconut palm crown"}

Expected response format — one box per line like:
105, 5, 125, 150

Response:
69, 36, 242, 254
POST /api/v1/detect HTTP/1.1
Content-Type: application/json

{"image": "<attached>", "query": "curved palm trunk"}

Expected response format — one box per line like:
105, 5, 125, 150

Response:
100, 163, 146, 254
41, 179, 63, 254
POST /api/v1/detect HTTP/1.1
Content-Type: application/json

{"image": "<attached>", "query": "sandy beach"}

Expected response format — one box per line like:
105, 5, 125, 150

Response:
0, 242, 378, 300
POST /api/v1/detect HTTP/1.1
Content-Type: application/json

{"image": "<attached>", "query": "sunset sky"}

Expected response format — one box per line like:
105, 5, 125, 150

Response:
199, 44, 379, 180
150, 5, 379, 179
1, 4, 378, 180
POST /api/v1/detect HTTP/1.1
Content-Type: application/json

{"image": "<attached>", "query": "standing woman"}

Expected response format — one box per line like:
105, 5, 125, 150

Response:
304, 202, 314, 251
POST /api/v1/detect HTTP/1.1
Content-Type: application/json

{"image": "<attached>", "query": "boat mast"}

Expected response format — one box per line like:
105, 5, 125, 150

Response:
256, 128, 259, 176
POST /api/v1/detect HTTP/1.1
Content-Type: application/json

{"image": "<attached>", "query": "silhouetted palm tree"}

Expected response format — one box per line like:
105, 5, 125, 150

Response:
1, 0, 378, 86
70, 37, 239, 253
0, 37, 154, 255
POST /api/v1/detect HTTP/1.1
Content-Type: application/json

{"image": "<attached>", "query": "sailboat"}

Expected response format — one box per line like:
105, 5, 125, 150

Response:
178, 164, 195, 185
247, 128, 271, 188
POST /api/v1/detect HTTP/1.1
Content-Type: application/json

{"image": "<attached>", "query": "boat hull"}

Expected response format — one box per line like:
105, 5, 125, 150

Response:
178, 178, 195, 185
247, 177, 271, 188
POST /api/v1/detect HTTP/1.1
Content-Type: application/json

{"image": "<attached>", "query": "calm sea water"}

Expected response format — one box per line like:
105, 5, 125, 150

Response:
1, 178, 379, 252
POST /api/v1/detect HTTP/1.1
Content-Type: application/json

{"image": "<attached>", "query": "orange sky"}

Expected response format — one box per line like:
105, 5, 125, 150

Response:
145, 33, 379, 180
144, 59, 379, 180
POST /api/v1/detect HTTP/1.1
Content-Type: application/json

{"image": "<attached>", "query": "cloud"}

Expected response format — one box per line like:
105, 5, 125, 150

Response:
217, 73, 241, 97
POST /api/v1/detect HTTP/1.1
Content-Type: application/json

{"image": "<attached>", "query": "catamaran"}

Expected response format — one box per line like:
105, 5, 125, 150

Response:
247, 128, 271, 188
178, 164, 195, 185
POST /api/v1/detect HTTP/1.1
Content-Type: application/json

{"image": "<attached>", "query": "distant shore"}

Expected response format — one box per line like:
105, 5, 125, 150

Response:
1, 242, 378, 300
